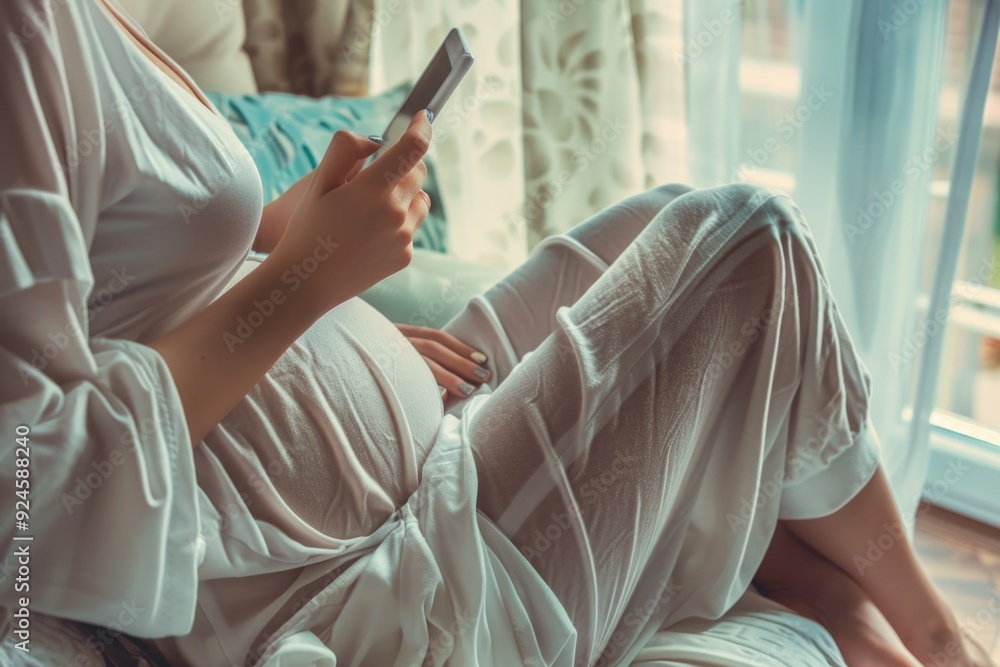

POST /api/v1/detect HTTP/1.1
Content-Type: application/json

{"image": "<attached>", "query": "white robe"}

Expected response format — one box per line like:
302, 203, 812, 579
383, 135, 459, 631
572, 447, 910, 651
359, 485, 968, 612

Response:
0, 1, 878, 665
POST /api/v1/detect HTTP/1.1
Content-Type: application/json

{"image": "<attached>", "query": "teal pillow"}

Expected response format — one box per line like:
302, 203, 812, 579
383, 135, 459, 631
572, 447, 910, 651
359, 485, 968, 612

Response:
206, 85, 447, 253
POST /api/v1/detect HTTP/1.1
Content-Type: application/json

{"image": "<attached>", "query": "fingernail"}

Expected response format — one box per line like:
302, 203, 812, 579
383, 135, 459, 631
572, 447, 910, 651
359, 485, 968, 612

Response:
458, 382, 475, 396
473, 367, 490, 380
425, 109, 435, 124
471, 351, 487, 364
367, 134, 385, 144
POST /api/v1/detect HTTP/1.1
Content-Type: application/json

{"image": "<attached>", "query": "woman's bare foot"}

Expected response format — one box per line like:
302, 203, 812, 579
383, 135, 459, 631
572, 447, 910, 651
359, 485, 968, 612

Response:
759, 571, 921, 667
759, 553, 997, 667
899, 615, 997, 667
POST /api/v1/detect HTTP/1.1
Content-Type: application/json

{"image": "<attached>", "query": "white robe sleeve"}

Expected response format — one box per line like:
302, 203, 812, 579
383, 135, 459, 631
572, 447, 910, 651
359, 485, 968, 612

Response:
0, 0, 200, 637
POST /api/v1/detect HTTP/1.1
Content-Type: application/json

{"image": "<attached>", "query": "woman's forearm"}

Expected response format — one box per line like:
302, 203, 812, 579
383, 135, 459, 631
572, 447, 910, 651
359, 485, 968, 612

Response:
159, 120, 432, 446
253, 204, 279, 253
149, 252, 330, 446
253, 172, 314, 253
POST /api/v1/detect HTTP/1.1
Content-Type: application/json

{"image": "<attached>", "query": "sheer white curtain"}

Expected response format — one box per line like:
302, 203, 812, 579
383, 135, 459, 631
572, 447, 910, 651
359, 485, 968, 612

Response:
792, 1, 950, 523
369, 0, 688, 267
369, 0, 996, 525
635, 0, 950, 522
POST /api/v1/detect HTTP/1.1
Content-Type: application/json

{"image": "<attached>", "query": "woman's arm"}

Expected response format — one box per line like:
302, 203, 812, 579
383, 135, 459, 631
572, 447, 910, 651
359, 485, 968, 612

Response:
148, 249, 324, 444
254, 170, 314, 253
151, 115, 433, 445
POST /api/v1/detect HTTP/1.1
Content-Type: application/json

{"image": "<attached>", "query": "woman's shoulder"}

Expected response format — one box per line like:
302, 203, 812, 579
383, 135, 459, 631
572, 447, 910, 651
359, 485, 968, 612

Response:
0, 0, 110, 235
2, 0, 104, 59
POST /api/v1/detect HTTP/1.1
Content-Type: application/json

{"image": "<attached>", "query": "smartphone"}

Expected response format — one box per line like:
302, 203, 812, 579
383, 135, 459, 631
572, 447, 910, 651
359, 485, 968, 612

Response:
369, 28, 474, 161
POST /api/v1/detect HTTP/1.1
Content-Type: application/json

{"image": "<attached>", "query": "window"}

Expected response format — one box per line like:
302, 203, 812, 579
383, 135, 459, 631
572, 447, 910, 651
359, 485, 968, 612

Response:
736, 0, 1000, 525
925, 0, 1000, 526
931, 0, 1000, 437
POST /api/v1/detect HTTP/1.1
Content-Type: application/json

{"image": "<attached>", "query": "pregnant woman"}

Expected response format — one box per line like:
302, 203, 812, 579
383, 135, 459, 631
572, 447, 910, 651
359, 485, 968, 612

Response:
0, 1, 993, 666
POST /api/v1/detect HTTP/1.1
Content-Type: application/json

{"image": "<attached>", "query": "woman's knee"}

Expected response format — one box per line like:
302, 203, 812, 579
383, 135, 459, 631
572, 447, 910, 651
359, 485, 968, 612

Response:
639, 183, 824, 314
633, 182, 698, 212
564, 183, 697, 266
640, 182, 814, 267
566, 181, 812, 275
679, 182, 810, 240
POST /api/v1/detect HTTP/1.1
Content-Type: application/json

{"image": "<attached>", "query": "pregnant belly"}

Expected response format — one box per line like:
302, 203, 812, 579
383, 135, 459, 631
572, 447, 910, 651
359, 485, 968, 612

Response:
199, 297, 444, 541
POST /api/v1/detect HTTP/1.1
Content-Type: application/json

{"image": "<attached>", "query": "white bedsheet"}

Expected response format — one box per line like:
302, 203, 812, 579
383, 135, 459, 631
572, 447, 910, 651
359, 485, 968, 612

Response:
633, 589, 845, 667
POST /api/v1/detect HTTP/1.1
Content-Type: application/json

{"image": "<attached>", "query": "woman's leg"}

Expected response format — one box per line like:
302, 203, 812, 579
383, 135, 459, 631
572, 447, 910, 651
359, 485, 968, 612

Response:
455, 182, 885, 665
449, 182, 993, 667
755, 519, 924, 667
770, 470, 996, 666
441, 183, 695, 386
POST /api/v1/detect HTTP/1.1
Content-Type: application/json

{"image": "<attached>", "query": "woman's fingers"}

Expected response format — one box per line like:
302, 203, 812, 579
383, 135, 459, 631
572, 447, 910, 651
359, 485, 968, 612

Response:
343, 141, 382, 184
398, 323, 491, 400
410, 338, 491, 385
397, 325, 487, 364
313, 131, 384, 194
364, 111, 432, 193
408, 190, 431, 231
392, 158, 428, 204
421, 355, 480, 399
400, 325, 487, 364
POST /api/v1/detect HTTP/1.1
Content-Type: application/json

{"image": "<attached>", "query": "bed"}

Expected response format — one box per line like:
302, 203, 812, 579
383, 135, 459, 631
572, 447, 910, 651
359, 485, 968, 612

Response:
0, 0, 848, 664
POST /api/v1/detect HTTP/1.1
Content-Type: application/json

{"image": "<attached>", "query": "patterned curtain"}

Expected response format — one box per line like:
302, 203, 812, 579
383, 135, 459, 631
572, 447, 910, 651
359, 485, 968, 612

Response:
242, 0, 374, 97
237, 0, 976, 518
369, 0, 688, 268
365, 0, 979, 525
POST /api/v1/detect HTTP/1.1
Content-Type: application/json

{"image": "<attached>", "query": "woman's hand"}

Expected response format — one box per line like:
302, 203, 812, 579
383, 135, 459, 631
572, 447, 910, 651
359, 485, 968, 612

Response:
152, 113, 433, 445
253, 172, 310, 253
396, 324, 491, 400
269, 111, 433, 316
254, 134, 396, 254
